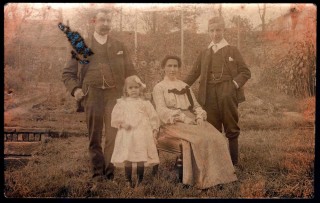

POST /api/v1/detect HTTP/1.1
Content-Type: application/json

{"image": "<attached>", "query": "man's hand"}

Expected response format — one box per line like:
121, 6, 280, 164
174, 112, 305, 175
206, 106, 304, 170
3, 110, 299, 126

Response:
74, 88, 85, 101
121, 123, 131, 130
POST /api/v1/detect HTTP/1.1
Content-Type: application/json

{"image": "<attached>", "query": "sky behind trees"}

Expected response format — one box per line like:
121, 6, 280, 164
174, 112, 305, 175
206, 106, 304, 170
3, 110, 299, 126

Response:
10, 3, 293, 33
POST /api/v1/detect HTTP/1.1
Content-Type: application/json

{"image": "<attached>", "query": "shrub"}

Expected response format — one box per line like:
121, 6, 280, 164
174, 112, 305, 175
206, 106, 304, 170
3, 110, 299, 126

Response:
4, 65, 26, 92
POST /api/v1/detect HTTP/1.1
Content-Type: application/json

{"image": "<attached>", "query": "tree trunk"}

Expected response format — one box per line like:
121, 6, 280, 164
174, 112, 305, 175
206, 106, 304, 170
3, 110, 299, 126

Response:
120, 6, 123, 32
18, 43, 21, 69
134, 9, 138, 61
237, 16, 240, 49
152, 11, 157, 33
219, 4, 222, 17
259, 4, 266, 33
180, 8, 184, 66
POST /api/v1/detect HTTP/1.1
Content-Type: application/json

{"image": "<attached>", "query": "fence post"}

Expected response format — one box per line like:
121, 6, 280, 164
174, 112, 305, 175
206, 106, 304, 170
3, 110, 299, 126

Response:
135, 8, 138, 60
180, 7, 184, 67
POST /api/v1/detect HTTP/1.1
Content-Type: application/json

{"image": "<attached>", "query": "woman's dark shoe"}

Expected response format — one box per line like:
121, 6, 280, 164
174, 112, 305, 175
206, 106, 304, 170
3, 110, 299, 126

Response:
175, 156, 183, 182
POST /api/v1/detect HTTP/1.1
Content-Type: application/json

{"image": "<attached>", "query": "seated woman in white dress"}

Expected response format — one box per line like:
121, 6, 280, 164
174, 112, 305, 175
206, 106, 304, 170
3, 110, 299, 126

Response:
152, 55, 237, 190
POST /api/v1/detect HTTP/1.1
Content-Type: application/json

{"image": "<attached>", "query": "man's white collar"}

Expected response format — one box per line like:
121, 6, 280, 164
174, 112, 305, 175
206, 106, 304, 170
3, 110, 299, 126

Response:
94, 31, 108, 45
208, 38, 229, 51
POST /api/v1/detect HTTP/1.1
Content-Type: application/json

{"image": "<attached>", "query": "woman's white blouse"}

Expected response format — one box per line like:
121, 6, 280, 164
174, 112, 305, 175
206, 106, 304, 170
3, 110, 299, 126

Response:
152, 76, 207, 124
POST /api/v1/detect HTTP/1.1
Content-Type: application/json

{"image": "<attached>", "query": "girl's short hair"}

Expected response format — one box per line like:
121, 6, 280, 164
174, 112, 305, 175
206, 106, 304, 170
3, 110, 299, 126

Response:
161, 55, 182, 68
123, 75, 146, 99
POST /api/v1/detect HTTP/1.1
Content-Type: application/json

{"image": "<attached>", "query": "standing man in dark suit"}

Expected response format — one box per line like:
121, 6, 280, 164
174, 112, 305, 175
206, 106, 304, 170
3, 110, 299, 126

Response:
183, 17, 251, 166
62, 9, 136, 182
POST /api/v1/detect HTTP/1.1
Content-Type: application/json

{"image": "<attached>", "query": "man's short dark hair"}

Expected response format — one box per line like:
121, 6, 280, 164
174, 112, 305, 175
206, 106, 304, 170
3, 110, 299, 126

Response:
161, 55, 182, 68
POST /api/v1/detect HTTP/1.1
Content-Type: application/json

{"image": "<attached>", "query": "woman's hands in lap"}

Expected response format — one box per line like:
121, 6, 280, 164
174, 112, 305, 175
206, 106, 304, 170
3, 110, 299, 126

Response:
184, 117, 196, 125
196, 118, 204, 126
171, 112, 204, 125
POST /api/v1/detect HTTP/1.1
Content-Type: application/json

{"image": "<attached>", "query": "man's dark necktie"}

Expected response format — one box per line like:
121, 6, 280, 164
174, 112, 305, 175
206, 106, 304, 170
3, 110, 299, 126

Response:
168, 86, 194, 111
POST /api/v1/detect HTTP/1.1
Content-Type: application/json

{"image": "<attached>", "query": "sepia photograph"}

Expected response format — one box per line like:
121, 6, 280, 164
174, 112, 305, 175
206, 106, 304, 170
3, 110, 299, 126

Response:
4, 3, 316, 198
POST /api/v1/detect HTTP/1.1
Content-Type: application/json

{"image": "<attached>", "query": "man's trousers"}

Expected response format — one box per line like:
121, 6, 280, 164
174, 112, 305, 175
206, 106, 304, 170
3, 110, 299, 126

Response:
83, 84, 120, 177
204, 80, 240, 165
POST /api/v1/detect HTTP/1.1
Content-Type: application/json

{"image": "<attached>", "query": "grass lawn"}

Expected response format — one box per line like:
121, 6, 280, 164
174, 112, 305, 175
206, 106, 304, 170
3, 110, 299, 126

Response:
4, 126, 314, 198
4, 84, 315, 198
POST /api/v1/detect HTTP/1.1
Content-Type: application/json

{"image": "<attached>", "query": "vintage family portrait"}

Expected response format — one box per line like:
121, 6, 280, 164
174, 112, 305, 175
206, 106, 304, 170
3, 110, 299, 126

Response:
4, 3, 316, 198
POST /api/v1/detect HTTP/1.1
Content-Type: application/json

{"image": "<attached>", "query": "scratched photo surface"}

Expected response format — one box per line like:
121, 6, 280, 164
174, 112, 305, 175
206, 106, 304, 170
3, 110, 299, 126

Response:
4, 3, 316, 198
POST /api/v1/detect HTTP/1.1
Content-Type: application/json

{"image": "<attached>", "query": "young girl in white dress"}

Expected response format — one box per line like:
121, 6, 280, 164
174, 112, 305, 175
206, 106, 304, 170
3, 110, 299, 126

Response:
111, 75, 160, 188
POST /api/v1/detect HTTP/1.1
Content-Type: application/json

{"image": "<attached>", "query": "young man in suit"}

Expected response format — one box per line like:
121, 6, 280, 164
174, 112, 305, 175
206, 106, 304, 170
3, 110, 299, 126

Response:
62, 9, 136, 182
183, 17, 251, 166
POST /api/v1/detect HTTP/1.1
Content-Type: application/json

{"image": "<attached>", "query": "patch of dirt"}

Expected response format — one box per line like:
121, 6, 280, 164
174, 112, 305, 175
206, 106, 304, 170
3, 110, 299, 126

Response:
4, 83, 87, 133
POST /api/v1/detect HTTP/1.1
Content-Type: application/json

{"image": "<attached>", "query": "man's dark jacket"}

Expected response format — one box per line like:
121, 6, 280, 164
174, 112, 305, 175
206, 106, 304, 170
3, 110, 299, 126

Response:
62, 34, 136, 96
184, 45, 251, 106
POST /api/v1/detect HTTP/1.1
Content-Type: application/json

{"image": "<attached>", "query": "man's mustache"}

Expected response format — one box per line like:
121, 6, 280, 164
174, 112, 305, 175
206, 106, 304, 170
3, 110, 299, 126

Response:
100, 26, 111, 31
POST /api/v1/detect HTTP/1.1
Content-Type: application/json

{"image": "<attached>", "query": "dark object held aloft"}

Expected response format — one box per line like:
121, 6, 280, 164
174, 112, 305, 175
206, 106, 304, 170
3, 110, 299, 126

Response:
58, 22, 94, 64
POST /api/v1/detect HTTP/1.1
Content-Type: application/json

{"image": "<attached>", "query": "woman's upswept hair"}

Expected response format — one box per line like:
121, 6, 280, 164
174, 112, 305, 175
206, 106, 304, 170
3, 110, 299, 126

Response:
123, 75, 146, 99
161, 55, 182, 68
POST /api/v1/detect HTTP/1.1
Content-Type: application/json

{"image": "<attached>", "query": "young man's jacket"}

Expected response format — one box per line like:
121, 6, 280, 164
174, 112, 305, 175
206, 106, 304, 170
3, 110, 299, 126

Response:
62, 34, 136, 96
184, 45, 251, 106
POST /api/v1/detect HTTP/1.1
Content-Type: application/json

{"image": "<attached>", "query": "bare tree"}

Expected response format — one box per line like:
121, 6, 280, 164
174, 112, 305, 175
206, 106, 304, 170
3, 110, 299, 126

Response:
258, 4, 266, 33
119, 6, 123, 32
181, 7, 184, 64
141, 11, 158, 34
237, 15, 240, 49
140, 5, 200, 34
289, 4, 303, 31
218, 4, 222, 17
5, 4, 34, 45
152, 11, 157, 33
4, 3, 35, 67
134, 9, 138, 58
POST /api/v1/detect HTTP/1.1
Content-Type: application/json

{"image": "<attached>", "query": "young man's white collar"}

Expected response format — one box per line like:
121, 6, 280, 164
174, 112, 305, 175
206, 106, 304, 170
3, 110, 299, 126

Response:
208, 38, 229, 53
94, 31, 108, 45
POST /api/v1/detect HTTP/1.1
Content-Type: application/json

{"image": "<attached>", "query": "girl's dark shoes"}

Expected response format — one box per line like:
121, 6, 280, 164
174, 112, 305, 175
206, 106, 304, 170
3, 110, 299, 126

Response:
125, 180, 134, 188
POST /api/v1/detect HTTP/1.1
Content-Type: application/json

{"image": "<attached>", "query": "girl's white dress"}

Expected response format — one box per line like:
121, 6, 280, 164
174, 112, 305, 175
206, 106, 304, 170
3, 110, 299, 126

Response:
111, 97, 160, 167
